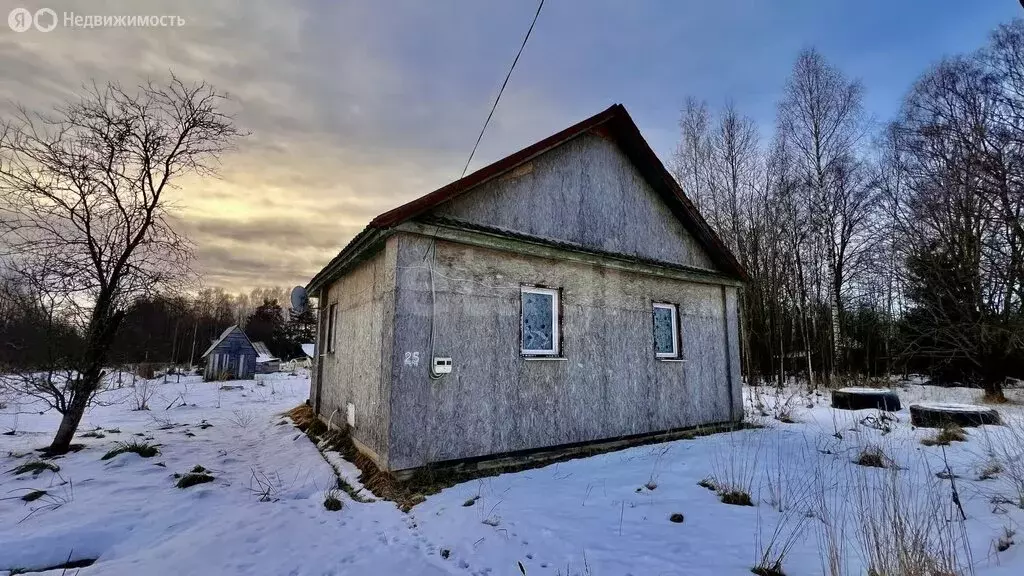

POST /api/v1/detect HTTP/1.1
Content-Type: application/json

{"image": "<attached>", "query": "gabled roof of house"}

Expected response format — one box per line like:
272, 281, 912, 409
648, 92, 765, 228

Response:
201, 325, 256, 359
308, 104, 747, 292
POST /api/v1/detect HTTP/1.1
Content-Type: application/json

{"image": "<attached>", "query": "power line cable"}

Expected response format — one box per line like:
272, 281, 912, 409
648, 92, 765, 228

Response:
460, 0, 545, 178
426, 0, 546, 378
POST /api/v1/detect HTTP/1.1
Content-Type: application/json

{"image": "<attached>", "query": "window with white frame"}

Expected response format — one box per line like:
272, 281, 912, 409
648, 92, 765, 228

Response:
326, 303, 338, 353
521, 286, 560, 356
652, 302, 680, 358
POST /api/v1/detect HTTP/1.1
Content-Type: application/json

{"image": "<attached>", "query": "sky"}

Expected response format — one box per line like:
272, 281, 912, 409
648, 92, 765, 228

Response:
1, 0, 1020, 292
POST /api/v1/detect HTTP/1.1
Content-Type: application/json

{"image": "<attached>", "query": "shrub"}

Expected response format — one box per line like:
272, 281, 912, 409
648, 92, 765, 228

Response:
129, 379, 156, 411
102, 440, 160, 460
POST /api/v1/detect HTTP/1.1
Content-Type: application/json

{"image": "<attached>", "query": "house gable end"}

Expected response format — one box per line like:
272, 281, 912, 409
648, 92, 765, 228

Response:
425, 131, 717, 271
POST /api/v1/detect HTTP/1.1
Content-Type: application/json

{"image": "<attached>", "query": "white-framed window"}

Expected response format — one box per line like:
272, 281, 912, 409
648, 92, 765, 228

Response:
326, 302, 338, 353
521, 286, 560, 356
652, 302, 680, 358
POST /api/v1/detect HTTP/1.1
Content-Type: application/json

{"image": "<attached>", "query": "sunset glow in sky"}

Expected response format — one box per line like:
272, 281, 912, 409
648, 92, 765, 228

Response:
2, 0, 1019, 291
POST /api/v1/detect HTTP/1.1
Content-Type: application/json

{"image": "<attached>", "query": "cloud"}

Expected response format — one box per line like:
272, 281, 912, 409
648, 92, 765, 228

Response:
0, 0, 574, 291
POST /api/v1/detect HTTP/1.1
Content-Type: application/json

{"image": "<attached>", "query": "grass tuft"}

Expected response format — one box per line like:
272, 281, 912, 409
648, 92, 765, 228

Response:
698, 477, 718, 491
21, 489, 47, 502
997, 527, 1015, 552
978, 460, 1003, 480
855, 445, 889, 468
323, 488, 343, 511
720, 490, 754, 506
11, 460, 59, 476
751, 564, 786, 576
463, 495, 480, 507
921, 425, 967, 447
101, 440, 160, 461
176, 466, 215, 488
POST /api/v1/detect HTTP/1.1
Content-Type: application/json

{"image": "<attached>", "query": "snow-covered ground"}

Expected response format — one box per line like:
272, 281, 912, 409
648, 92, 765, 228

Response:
2, 374, 1024, 575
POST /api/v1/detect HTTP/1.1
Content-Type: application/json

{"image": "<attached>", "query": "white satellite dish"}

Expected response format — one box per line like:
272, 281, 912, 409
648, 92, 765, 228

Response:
290, 286, 309, 315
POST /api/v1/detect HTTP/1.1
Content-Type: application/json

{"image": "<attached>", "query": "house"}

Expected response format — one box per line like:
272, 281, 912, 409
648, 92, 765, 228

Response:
201, 325, 257, 381
252, 341, 281, 373
306, 104, 746, 475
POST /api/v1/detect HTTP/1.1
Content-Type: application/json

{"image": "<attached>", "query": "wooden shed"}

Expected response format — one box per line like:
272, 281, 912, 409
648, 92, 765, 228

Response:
201, 325, 257, 381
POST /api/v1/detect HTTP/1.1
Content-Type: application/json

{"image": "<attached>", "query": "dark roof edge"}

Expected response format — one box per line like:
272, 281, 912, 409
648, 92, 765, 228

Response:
306, 227, 385, 294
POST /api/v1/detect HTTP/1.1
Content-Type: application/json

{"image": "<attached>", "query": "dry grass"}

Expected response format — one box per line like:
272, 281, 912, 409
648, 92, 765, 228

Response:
175, 465, 215, 488
10, 460, 59, 476
854, 445, 890, 468
101, 440, 159, 460
21, 489, 47, 502
853, 466, 972, 576
323, 488, 343, 511
287, 404, 745, 511
721, 490, 755, 506
920, 425, 967, 447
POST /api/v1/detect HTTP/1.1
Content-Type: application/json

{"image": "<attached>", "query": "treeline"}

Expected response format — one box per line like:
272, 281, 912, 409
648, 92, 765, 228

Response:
0, 283, 315, 371
674, 20, 1024, 396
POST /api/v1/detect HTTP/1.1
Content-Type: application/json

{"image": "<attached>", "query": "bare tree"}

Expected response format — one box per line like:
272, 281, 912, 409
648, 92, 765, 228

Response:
777, 48, 868, 382
0, 76, 242, 452
892, 51, 1023, 399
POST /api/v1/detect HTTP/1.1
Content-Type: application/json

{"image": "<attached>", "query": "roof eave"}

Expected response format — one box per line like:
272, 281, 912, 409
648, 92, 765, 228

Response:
306, 227, 389, 294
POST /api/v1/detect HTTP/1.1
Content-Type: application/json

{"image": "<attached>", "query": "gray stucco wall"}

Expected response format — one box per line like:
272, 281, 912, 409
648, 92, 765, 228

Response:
314, 240, 396, 466
429, 132, 716, 271
387, 233, 741, 471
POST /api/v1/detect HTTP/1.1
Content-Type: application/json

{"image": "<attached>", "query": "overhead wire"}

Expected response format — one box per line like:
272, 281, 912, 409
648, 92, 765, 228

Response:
426, 0, 546, 378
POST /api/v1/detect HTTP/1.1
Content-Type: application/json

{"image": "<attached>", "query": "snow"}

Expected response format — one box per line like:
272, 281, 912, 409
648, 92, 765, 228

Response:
912, 402, 999, 413
2, 377, 1024, 575
301, 344, 315, 358
835, 386, 894, 394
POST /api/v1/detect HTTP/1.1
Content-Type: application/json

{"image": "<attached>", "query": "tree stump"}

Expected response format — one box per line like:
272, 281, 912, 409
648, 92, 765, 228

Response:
909, 403, 1000, 428
831, 387, 902, 411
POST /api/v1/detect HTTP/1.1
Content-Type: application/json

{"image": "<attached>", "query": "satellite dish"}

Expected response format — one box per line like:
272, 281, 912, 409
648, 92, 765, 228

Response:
290, 286, 309, 315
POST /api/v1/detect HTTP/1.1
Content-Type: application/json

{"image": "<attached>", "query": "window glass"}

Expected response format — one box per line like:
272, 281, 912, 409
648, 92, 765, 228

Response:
522, 289, 557, 354
653, 304, 677, 357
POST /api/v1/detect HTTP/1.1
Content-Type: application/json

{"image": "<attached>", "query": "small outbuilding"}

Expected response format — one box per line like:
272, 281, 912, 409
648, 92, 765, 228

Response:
252, 341, 281, 373
201, 325, 257, 381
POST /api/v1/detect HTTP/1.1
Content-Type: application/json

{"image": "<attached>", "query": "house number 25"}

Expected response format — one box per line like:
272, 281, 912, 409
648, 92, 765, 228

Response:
404, 352, 420, 366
